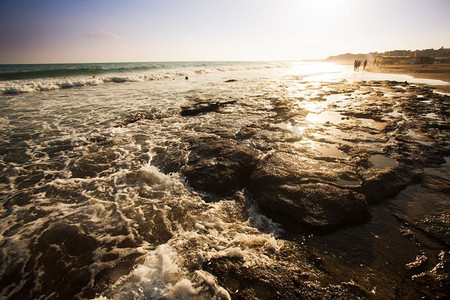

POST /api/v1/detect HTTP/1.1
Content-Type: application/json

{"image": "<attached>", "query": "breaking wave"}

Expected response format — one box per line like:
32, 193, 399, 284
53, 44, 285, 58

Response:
0, 61, 283, 95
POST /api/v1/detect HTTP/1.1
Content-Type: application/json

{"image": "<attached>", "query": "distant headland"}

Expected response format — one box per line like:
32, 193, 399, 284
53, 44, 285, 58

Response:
325, 47, 450, 86
325, 47, 450, 64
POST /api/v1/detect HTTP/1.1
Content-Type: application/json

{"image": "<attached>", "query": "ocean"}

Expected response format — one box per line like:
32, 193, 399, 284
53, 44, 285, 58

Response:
0, 61, 279, 94
0, 61, 449, 299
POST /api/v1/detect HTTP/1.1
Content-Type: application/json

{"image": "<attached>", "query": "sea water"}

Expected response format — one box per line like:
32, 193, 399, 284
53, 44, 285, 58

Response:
0, 61, 281, 94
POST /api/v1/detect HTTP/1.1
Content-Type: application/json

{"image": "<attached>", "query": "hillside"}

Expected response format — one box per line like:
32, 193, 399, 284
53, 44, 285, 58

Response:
326, 47, 450, 62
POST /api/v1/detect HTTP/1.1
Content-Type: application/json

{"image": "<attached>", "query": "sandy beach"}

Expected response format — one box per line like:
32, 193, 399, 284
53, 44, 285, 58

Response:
366, 63, 450, 92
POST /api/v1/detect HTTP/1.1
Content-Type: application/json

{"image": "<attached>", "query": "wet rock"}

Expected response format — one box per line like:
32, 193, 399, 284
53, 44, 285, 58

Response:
182, 136, 259, 196
360, 168, 411, 203
236, 124, 260, 140
117, 237, 138, 248
117, 108, 173, 127
422, 167, 450, 193
236, 124, 301, 151
151, 145, 188, 174
203, 257, 368, 300
9, 222, 102, 299
181, 102, 219, 116
119, 111, 156, 126
422, 213, 450, 246
225, 79, 238, 82
406, 254, 428, 270
389, 185, 450, 247
180, 100, 236, 116
248, 152, 369, 231
269, 98, 307, 122
411, 251, 450, 299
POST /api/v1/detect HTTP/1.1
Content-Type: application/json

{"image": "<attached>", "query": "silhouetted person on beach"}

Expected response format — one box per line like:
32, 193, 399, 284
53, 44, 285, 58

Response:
363, 60, 367, 70
354, 60, 361, 71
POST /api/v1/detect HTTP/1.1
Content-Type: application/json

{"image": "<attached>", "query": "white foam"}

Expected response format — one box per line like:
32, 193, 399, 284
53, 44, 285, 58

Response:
97, 181, 285, 298
167, 278, 199, 299
0, 63, 283, 95
246, 203, 285, 237
103, 244, 192, 299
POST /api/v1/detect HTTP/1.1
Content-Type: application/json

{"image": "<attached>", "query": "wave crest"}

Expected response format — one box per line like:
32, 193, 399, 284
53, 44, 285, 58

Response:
0, 63, 283, 95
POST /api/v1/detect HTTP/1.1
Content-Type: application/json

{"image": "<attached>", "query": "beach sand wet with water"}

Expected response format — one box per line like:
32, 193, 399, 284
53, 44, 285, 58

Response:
0, 62, 449, 299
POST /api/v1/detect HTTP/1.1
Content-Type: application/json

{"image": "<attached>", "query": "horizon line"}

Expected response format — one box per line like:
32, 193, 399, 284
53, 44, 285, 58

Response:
0, 59, 327, 65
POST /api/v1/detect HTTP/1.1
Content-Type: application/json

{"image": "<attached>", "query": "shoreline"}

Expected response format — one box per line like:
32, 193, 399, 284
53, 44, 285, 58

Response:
328, 60, 450, 92
366, 63, 450, 92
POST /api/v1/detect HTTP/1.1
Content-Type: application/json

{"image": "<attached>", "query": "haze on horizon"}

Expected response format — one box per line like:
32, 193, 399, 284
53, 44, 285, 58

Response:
1, 0, 449, 64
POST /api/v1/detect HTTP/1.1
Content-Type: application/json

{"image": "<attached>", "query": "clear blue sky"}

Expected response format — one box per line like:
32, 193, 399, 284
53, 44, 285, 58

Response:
0, 0, 449, 63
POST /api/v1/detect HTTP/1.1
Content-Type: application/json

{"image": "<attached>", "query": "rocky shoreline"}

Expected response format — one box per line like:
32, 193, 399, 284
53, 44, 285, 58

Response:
2, 72, 448, 299
154, 80, 449, 232
151, 79, 449, 299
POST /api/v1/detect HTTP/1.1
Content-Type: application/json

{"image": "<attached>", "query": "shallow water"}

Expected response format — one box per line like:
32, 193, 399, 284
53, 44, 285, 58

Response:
304, 67, 449, 86
0, 62, 449, 299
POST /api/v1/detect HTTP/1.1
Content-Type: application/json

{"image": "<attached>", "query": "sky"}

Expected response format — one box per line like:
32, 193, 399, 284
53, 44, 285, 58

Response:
0, 0, 449, 63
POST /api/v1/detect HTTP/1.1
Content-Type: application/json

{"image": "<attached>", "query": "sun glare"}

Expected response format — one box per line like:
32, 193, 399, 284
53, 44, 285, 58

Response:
301, 0, 343, 13
289, 62, 345, 76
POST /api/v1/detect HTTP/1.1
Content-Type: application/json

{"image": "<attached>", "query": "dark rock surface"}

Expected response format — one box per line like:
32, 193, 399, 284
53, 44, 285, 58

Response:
117, 108, 172, 127
180, 100, 236, 116
151, 81, 449, 238
411, 251, 450, 299
151, 145, 188, 174
389, 184, 450, 246
182, 136, 259, 196
360, 168, 411, 203
249, 152, 369, 230
203, 256, 369, 300
152, 135, 259, 197
422, 166, 450, 193
7, 223, 100, 299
